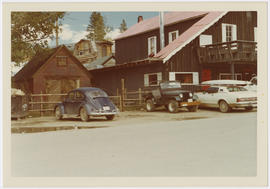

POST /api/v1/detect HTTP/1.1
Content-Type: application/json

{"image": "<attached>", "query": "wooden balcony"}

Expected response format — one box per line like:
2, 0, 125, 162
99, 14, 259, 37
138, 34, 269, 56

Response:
197, 40, 257, 64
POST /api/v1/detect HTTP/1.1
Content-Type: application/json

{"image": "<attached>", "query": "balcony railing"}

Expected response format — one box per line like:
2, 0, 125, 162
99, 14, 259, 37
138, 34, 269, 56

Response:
197, 40, 257, 64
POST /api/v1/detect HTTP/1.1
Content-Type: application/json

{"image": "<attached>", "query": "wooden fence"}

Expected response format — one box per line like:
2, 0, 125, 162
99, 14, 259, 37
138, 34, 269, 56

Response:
28, 83, 202, 116
28, 88, 147, 116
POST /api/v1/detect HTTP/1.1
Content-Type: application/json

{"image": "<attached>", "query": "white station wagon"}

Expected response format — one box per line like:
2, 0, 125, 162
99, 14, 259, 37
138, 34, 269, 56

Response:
195, 86, 257, 113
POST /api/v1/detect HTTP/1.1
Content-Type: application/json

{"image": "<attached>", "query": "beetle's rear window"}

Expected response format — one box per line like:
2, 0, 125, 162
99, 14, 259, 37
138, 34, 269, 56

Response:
86, 90, 108, 98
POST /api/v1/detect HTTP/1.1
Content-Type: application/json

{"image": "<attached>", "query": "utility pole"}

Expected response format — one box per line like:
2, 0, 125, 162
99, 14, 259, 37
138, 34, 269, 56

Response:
56, 18, 59, 47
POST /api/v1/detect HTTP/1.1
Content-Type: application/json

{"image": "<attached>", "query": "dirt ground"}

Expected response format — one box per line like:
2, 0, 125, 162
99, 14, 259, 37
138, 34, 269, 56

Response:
11, 107, 257, 130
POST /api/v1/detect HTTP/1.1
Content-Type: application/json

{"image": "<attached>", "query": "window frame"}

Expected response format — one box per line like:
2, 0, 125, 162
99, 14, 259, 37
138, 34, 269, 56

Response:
144, 72, 162, 87
56, 56, 67, 67
169, 72, 199, 85
147, 36, 157, 56
222, 23, 237, 42
219, 73, 242, 80
168, 30, 179, 43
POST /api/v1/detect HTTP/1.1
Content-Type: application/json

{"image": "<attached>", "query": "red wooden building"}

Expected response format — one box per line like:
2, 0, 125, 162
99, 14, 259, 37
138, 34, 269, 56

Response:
90, 11, 257, 94
13, 45, 92, 94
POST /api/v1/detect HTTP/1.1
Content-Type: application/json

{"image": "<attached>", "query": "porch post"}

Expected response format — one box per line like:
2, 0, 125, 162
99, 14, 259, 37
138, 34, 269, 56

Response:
230, 62, 235, 80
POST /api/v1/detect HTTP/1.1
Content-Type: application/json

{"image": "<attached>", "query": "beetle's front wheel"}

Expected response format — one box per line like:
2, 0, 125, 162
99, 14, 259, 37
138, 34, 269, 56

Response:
80, 107, 89, 122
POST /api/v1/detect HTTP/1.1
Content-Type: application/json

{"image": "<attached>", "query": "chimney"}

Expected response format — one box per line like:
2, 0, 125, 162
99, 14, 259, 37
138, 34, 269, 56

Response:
137, 16, 143, 23
159, 12, 165, 49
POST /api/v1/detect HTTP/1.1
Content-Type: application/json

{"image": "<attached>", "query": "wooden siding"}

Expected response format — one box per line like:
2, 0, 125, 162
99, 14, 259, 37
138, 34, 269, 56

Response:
115, 17, 202, 65
91, 63, 163, 95
32, 48, 91, 94
166, 11, 257, 82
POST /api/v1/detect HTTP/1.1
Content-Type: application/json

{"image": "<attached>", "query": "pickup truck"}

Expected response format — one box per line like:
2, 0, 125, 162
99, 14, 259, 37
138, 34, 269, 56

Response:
143, 81, 200, 113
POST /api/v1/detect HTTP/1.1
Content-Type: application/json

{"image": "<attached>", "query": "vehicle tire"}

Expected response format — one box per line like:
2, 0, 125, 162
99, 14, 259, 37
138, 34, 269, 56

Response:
245, 107, 253, 111
145, 99, 155, 112
187, 105, 198, 112
168, 100, 178, 113
106, 115, 115, 120
80, 107, 89, 122
55, 106, 63, 120
219, 100, 231, 113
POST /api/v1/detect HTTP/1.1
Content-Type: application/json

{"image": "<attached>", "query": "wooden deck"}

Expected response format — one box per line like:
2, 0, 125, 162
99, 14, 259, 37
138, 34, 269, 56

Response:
197, 40, 257, 64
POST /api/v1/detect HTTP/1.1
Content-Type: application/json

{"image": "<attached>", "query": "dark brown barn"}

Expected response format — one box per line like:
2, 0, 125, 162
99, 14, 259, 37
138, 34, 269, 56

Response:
90, 11, 257, 94
13, 45, 92, 94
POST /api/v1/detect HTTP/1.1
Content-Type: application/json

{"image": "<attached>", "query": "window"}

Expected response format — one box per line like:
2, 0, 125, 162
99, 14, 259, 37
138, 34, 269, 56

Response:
169, 72, 199, 85
222, 23, 237, 42
79, 51, 83, 56
67, 91, 75, 100
219, 73, 242, 80
57, 56, 67, 66
76, 91, 84, 100
148, 36, 157, 56
169, 30, 179, 43
199, 34, 213, 46
254, 27, 257, 42
144, 72, 162, 86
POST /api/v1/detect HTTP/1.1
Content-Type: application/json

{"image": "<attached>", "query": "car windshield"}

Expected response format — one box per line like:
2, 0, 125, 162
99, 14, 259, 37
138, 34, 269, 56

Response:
226, 86, 248, 92
85, 90, 108, 98
160, 82, 181, 89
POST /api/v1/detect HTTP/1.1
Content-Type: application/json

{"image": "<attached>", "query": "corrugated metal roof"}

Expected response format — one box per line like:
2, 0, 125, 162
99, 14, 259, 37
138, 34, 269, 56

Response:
114, 11, 208, 40
154, 11, 227, 62
84, 55, 115, 70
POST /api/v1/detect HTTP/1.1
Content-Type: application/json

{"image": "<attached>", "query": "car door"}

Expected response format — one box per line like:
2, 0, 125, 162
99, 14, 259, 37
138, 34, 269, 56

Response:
204, 87, 219, 107
64, 91, 76, 114
73, 91, 85, 114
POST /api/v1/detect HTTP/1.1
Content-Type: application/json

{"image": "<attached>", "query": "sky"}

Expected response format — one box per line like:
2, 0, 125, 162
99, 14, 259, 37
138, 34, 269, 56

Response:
51, 11, 159, 46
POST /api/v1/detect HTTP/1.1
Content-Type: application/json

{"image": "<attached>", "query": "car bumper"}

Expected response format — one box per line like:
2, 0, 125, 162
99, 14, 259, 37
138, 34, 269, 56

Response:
89, 111, 118, 116
179, 100, 200, 107
230, 102, 257, 108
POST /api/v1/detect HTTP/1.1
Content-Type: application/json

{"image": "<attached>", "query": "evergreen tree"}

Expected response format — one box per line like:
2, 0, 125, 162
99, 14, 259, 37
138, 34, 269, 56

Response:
11, 12, 65, 65
119, 19, 127, 33
86, 12, 106, 41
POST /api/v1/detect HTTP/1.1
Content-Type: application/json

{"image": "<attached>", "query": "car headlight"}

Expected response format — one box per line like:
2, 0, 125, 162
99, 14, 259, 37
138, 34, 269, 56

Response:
179, 94, 183, 98
189, 93, 193, 97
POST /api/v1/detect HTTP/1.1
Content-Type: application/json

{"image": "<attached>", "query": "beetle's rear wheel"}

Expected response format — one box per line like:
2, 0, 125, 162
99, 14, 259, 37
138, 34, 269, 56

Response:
80, 107, 89, 122
55, 106, 62, 120
168, 100, 178, 113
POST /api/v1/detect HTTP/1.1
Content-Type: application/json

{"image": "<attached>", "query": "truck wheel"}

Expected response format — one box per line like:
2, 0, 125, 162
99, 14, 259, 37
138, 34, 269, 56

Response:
168, 100, 178, 113
106, 115, 115, 120
245, 107, 253, 111
80, 107, 89, 122
55, 106, 62, 120
219, 100, 231, 113
145, 99, 155, 112
187, 105, 198, 112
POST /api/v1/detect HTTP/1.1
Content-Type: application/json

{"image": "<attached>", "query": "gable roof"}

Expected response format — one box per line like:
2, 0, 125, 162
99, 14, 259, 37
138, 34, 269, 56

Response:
154, 11, 227, 63
14, 45, 90, 81
13, 47, 59, 81
114, 11, 208, 40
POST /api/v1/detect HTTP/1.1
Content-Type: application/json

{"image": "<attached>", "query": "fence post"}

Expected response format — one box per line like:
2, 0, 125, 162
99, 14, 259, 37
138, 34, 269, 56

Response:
30, 94, 33, 111
119, 95, 123, 112
121, 78, 125, 111
138, 88, 142, 105
40, 91, 43, 116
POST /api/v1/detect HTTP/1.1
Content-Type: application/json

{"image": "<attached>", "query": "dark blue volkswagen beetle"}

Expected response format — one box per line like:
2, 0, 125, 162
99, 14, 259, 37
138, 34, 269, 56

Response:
54, 87, 118, 121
